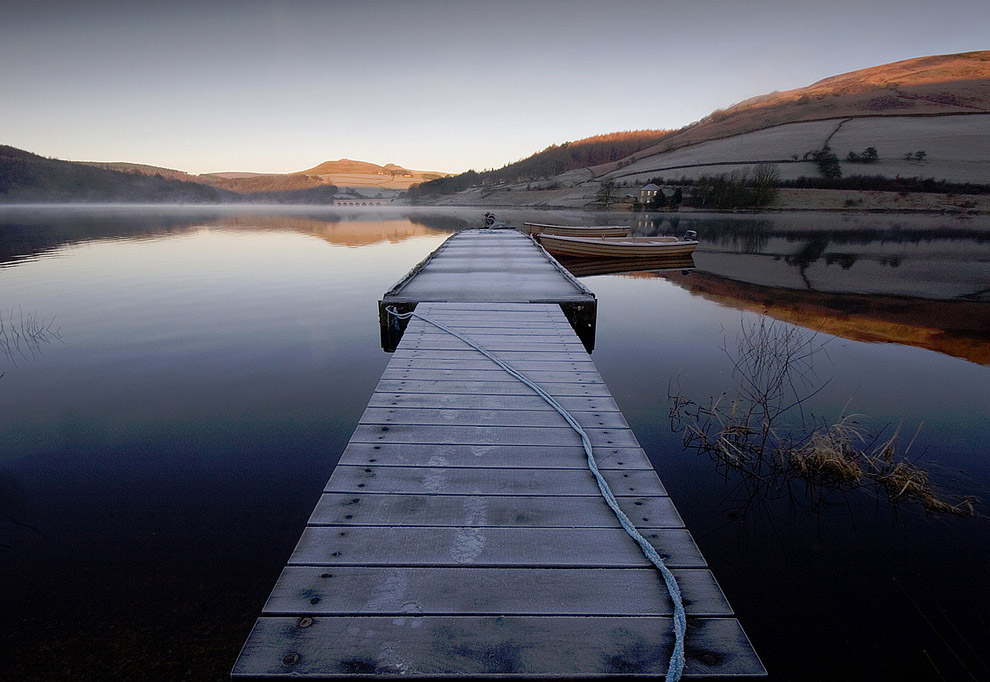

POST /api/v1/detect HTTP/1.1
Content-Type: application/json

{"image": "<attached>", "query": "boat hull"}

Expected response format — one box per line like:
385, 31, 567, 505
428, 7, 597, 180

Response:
556, 255, 695, 277
539, 234, 699, 258
522, 222, 629, 237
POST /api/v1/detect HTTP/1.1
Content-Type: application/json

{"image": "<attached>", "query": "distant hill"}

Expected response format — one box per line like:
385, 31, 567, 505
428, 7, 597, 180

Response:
489, 130, 674, 181
606, 50, 990, 171
297, 159, 446, 190
303, 159, 392, 175
200, 173, 326, 194
190, 159, 445, 194
1, 146, 230, 203
407, 130, 672, 198
82, 161, 204, 184
1, 146, 335, 203
414, 51, 990, 208
0, 147, 449, 203
602, 51, 990, 187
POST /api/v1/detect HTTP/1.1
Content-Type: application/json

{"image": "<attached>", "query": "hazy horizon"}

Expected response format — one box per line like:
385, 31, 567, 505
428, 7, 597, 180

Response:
3, 0, 989, 175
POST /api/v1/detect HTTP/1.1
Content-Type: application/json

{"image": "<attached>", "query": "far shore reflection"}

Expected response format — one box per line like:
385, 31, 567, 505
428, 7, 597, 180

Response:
0, 207, 470, 267
545, 211, 989, 365
664, 270, 990, 365
559, 259, 989, 366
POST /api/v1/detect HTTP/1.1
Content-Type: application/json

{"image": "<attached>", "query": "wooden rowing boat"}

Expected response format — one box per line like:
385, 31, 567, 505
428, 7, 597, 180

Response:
522, 222, 629, 237
555, 254, 695, 277
538, 234, 699, 258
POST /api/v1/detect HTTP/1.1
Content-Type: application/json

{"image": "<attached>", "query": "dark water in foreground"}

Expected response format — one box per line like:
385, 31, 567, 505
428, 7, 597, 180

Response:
1, 206, 988, 680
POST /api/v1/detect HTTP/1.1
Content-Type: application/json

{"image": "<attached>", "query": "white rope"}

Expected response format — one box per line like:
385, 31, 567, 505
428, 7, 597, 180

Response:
386, 306, 686, 681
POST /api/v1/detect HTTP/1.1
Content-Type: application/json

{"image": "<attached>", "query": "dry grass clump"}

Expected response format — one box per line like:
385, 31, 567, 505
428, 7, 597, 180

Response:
670, 316, 978, 518
788, 417, 866, 485
783, 418, 977, 517
871, 456, 978, 517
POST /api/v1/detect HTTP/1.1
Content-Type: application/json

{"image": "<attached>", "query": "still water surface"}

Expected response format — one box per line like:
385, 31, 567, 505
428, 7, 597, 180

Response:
1, 206, 987, 680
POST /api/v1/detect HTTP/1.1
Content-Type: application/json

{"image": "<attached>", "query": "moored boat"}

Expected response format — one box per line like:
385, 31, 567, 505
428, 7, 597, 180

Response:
538, 233, 699, 258
522, 222, 629, 237
555, 254, 695, 277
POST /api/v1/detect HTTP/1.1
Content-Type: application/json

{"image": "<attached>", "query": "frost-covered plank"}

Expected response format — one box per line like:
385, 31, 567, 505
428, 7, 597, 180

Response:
264, 567, 730, 617
374, 379, 611, 396
309, 494, 681, 529
366, 392, 618, 411
232, 615, 766, 677
335, 446, 657, 474
359, 406, 628, 428
290, 527, 705, 568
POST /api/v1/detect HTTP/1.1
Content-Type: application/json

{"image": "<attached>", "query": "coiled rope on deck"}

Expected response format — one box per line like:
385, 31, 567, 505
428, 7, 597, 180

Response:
386, 306, 686, 681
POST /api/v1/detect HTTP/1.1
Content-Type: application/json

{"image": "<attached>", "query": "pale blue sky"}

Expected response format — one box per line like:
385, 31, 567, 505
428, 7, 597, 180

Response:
2, 0, 987, 174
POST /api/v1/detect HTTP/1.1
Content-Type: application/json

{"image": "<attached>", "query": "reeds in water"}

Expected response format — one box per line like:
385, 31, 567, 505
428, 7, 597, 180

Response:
670, 317, 978, 517
0, 307, 62, 368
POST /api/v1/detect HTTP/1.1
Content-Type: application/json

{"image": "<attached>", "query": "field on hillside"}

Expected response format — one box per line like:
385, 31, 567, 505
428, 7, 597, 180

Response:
607, 114, 990, 185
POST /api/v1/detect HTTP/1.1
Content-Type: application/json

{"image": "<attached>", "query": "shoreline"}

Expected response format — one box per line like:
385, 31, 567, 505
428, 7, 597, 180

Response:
1, 193, 989, 216
425, 185, 990, 214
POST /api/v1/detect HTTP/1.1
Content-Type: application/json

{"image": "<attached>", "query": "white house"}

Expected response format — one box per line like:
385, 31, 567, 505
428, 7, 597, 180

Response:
639, 183, 660, 204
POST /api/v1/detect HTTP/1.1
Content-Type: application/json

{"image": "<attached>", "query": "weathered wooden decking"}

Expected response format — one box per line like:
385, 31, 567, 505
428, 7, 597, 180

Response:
232, 290, 765, 676
379, 228, 597, 351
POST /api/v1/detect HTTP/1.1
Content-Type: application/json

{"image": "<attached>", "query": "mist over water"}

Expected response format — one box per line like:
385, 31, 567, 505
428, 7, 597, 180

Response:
0, 206, 987, 680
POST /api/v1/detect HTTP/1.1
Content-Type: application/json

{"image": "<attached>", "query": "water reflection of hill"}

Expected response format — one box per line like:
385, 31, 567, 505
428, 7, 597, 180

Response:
662, 270, 990, 365
212, 216, 449, 247
0, 209, 461, 266
0, 208, 212, 266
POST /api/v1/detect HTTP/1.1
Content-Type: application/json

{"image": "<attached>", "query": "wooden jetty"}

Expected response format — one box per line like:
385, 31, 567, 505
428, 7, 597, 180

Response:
232, 230, 765, 679
379, 228, 597, 352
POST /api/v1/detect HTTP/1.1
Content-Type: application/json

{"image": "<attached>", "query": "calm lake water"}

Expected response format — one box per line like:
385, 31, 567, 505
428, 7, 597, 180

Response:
1, 205, 988, 680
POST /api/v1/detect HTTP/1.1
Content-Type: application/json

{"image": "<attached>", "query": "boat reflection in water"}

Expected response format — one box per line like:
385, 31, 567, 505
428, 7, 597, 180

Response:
555, 254, 696, 278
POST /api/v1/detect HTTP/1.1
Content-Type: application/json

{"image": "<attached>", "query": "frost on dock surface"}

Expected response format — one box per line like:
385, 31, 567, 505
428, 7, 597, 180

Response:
233, 301, 764, 677
378, 229, 596, 351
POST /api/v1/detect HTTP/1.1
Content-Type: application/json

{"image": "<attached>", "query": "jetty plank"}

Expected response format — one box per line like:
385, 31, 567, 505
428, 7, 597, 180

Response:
392, 348, 596, 363
338, 443, 656, 472
233, 236, 764, 678
359, 406, 630, 427
380, 367, 605, 382
325, 465, 666, 494
348, 423, 640, 447
308, 493, 683, 528
265, 566, 733, 617
289, 527, 706, 568
375, 378, 612, 396
235, 616, 762, 678
365, 392, 619, 411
